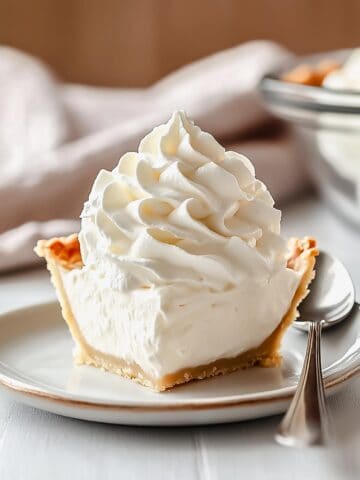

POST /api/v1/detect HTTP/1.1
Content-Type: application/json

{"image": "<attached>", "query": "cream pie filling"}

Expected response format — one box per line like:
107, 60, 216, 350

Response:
56, 111, 303, 380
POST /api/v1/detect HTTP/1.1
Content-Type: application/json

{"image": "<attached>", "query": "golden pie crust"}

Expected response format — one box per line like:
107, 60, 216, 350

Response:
35, 235, 318, 391
282, 60, 340, 87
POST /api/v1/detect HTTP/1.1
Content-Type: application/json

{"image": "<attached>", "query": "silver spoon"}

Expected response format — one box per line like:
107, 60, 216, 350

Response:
275, 251, 355, 447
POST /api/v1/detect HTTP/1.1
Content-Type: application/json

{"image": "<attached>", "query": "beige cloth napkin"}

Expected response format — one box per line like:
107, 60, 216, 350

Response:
0, 41, 308, 272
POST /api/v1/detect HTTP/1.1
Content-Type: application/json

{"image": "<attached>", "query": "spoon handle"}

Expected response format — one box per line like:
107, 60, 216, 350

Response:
275, 321, 328, 447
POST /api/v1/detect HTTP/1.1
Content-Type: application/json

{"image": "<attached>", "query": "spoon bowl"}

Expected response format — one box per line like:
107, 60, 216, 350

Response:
295, 252, 355, 330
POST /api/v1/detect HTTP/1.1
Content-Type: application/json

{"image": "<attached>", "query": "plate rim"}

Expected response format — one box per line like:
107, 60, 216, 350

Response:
0, 301, 359, 413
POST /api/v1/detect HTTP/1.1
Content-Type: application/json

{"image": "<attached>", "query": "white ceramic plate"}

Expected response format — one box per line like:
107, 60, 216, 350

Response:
0, 301, 359, 426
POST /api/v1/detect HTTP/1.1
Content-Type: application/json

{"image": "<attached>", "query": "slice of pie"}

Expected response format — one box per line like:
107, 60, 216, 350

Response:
35, 111, 318, 391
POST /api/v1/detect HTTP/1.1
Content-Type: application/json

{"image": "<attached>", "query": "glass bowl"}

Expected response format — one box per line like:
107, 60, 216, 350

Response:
259, 49, 360, 228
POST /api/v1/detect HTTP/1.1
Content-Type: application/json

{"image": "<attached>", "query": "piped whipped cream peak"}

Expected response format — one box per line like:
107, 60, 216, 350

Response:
79, 110, 288, 292
323, 49, 360, 91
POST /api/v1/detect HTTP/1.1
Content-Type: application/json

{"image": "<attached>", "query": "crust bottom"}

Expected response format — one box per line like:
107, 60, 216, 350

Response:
35, 236, 317, 392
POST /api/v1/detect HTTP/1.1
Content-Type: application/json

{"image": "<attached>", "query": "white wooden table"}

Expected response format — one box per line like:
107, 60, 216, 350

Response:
0, 195, 359, 480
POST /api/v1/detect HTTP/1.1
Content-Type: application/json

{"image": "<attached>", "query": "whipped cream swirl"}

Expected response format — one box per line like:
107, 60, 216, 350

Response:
323, 49, 360, 91
79, 111, 288, 293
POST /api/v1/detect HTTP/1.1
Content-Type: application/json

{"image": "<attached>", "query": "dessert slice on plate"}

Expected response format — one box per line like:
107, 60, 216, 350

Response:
35, 111, 317, 392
